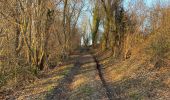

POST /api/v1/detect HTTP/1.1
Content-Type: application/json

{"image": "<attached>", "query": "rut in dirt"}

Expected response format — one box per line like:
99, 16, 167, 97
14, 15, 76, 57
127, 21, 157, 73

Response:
93, 56, 114, 100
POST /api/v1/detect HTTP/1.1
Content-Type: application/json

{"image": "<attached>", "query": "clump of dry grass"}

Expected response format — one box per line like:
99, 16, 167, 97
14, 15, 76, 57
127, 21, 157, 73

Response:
148, 32, 170, 58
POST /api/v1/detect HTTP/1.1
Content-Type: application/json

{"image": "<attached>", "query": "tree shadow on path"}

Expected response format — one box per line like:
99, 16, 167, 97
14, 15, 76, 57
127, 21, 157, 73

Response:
45, 55, 82, 100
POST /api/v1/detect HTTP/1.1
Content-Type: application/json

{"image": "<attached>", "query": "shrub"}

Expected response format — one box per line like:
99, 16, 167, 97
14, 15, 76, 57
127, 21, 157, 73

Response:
150, 32, 170, 58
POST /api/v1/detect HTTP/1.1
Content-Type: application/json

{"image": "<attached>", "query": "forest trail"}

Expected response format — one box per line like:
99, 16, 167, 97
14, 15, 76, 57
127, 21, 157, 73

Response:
1, 0, 170, 100
16, 51, 109, 100
4, 49, 170, 100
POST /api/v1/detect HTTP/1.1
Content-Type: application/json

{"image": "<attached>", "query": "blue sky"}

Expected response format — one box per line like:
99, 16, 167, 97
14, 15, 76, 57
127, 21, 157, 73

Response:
145, 0, 170, 7
124, 0, 170, 9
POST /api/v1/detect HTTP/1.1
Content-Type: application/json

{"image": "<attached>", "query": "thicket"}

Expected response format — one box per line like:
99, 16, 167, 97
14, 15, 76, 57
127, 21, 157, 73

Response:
0, 0, 84, 88
89, 0, 170, 61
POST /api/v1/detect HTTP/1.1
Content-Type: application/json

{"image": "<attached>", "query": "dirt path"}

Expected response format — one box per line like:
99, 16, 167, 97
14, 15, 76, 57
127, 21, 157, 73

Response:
16, 52, 110, 100
46, 53, 109, 100
46, 55, 82, 99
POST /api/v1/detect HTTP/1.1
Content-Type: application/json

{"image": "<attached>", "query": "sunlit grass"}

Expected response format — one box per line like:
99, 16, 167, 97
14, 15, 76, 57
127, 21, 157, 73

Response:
17, 64, 74, 99
70, 75, 87, 89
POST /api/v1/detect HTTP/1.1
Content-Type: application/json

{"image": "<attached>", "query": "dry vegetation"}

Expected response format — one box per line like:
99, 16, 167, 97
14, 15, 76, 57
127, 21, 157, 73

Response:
93, 1, 170, 99
0, 0, 170, 99
0, 0, 83, 89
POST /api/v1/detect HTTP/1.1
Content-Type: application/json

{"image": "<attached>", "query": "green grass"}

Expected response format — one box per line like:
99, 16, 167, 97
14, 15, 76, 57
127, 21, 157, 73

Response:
129, 91, 143, 100
81, 86, 94, 95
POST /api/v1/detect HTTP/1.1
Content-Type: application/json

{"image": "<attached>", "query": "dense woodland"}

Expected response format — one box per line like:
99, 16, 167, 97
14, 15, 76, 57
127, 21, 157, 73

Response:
0, 0, 170, 99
